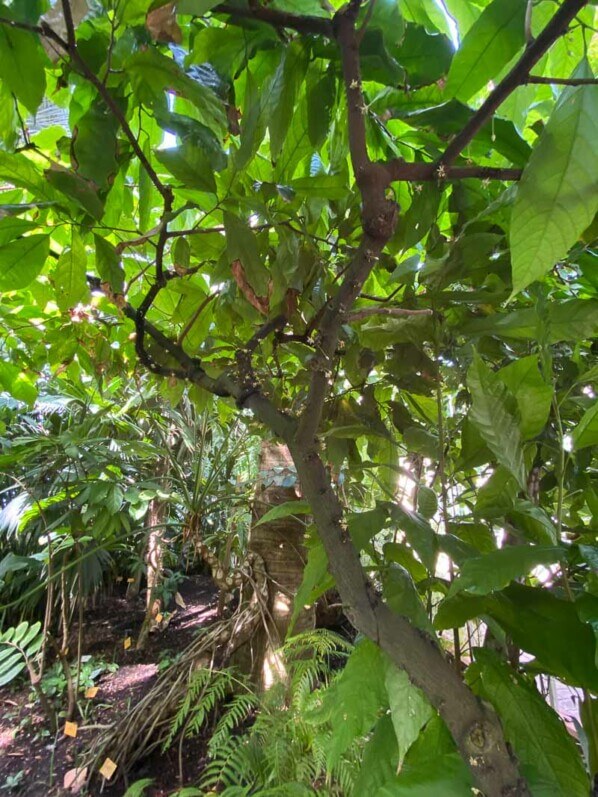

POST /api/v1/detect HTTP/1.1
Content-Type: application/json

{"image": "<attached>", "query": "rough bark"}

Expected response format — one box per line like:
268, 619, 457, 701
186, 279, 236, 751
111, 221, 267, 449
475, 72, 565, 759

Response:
136, 496, 166, 650
236, 441, 314, 689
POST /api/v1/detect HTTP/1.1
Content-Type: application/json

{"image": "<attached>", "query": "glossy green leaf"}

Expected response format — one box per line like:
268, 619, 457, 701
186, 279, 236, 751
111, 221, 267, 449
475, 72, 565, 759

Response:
448, 545, 563, 597
489, 584, 598, 690
290, 174, 349, 199
511, 60, 598, 295
467, 352, 526, 489
307, 66, 336, 148
126, 49, 226, 133
347, 505, 387, 550
0, 234, 49, 290
71, 97, 120, 189
446, 0, 525, 102
468, 649, 590, 797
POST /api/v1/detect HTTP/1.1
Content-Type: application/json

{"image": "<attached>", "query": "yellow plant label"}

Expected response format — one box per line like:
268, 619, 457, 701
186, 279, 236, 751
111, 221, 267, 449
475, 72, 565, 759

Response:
155, 613, 163, 623
127, 577, 135, 583
124, 637, 132, 650
64, 721, 78, 738
99, 758, 117, 780
85, 686, 99, 699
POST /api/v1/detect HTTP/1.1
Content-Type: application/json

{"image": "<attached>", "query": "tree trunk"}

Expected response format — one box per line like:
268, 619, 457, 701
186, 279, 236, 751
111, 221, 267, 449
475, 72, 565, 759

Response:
236, 440, 314, 690
136, 496, 166, 649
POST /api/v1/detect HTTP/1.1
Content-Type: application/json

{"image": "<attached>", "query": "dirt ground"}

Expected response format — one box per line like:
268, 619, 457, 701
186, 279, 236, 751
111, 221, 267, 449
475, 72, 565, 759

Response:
0, 574, 219, 796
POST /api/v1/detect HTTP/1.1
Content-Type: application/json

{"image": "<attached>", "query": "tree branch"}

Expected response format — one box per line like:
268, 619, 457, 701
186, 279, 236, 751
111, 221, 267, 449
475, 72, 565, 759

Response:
60, 0, 76, 49
526, 74, 598, 85
384, 160, 522, 182
26, 18, 172, 200
439, 0, 589, 167
287, 440, 530, 797
213, 3, 333, 36
297, 7, 397, 446
346, 306, 433, 322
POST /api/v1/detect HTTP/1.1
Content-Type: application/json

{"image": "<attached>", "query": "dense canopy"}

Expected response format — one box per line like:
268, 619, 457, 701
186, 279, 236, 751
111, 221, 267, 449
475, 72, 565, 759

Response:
0, 0, 597, 795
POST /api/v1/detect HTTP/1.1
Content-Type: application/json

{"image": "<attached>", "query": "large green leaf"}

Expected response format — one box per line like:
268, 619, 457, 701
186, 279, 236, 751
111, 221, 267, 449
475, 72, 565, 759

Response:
307, 640, 387, 767
254, 500, 311, 526
497, 356, 553, 440
448, 545, 563, 597
489, 584, 598, 690
445, 0, 525, 102
0, 234, 49, 290
468, 649, 589, 797
510, 60, 598, 295
223, 211, 268, 295
155, 145, 216, 193
383, 565, 435, 635
0, 361, 37, 403
45, 165, 104, 220
0, 10, 46, 114
126, 49, 226, 133
71, 97, 120, 189
464, 299, 598, 343
385, 662, 433, 767
94, 235, 124, 294
467, 352, 526, 489
290, 538, 334, 630
54, 231, 89, 312
573, 403, 598, 450
267, 42, 309, 161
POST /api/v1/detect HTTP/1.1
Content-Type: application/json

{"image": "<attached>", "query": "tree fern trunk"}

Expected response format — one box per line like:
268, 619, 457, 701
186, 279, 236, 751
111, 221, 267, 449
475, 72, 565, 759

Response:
235, 441, 314, 689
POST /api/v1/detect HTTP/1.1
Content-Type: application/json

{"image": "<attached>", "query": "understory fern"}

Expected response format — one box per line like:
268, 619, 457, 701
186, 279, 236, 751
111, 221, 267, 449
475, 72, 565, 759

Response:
164, 666, 257, 750
197, 629, 360, 796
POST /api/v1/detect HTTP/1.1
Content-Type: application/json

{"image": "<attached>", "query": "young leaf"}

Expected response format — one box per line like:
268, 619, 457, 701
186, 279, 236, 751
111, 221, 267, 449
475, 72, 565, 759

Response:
468, 649, 589, 797
510, 60, 598, 295
445, 0, 525, 102
467, 352, 526, 489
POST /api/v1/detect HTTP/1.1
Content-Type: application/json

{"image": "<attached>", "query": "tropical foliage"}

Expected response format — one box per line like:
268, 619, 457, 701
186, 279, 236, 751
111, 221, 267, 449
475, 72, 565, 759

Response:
0, 0, 597, 794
